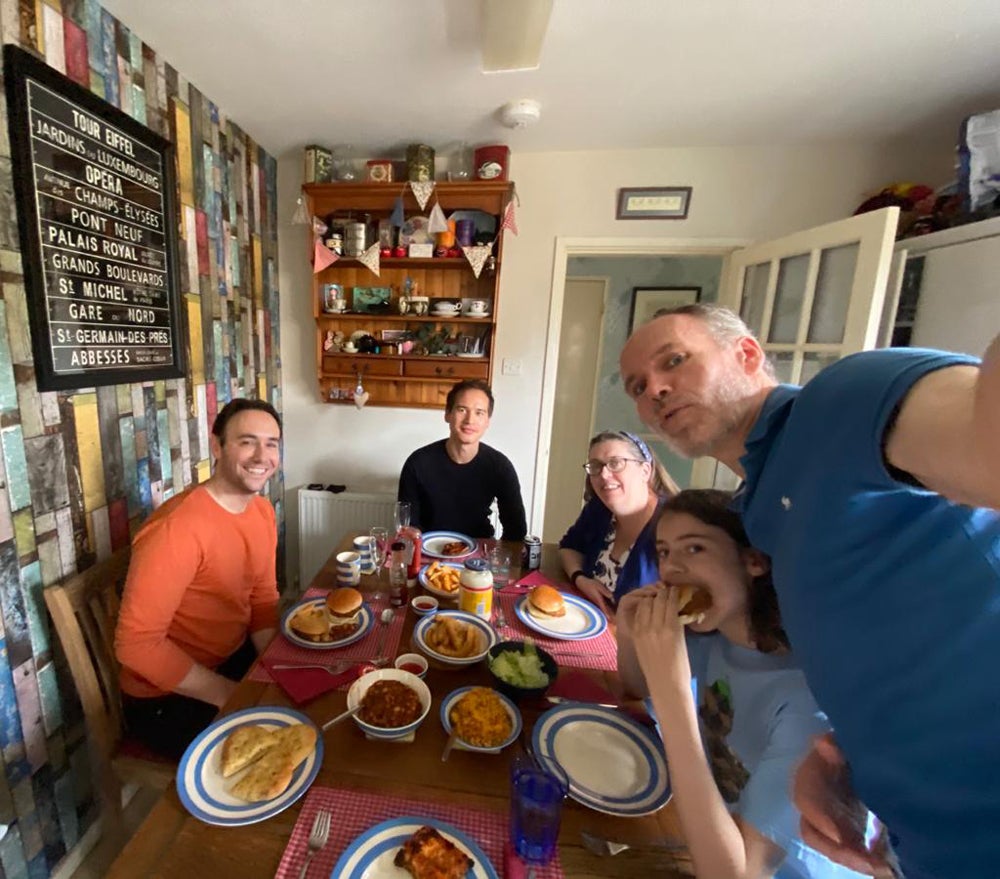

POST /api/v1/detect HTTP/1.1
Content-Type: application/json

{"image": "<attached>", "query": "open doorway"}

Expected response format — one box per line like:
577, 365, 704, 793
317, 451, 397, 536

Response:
536, 243, 735, 540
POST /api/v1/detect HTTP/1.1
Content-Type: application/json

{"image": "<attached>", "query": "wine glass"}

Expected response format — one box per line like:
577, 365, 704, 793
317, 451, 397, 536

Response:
370, 526, 389, 600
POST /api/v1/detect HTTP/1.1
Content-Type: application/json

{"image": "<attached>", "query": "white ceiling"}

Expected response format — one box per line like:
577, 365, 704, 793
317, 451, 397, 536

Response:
101, 0, 1000, 159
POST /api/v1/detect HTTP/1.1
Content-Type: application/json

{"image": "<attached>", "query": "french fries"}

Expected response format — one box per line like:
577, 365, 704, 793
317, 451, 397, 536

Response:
425, 561, 460, 594
425, 617, 480, 658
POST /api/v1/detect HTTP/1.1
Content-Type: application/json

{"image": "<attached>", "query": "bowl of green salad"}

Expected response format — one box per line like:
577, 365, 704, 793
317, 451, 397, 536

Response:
486, 639, 558, 702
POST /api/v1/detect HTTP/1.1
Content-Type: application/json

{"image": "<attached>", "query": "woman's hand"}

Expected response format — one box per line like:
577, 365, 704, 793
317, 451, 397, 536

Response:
574, 575, 616, 619
625, 585, 692, 697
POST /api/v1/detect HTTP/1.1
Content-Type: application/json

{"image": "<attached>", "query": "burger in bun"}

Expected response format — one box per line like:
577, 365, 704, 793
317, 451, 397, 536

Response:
527, 584, 566, 620
675, 584, 712, 626
325, 587, 363, 638
289, 604, 332, 643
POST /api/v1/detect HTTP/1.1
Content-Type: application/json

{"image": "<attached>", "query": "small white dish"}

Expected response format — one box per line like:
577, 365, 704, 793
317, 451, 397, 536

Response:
394, 653, 429, 678
410, 594, 440, 616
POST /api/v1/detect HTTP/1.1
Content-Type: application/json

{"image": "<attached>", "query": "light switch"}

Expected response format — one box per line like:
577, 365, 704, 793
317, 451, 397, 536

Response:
501, 358, 522, 376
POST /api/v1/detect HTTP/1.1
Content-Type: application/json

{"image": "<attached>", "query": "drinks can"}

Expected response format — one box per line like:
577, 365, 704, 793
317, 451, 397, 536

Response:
521, 536, 542, 572
459, 558, 493, 620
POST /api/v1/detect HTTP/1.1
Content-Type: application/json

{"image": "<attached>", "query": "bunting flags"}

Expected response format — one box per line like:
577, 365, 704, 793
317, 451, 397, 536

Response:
357, 241, 381, 276
427, 202, 449, 234
389, 196, 405, 227
313, 237, 338, 273
409, 181, 435, 210
500, 199, 518, 236
462, 245, 493, 279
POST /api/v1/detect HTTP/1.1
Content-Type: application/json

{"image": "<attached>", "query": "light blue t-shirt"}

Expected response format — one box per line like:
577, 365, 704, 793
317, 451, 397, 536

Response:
683, 633, 865, 879
735, 348, 1000, 879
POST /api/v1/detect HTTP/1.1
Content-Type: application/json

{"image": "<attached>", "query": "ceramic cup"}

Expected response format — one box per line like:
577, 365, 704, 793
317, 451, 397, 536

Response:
342, 343, 357, 353
468, 300, 487, 315
353, 536, 377, 575
336, 550, 361, 586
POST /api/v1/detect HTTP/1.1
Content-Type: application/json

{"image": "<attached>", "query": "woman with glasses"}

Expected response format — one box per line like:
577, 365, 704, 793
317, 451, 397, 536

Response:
558, 430, 679, 617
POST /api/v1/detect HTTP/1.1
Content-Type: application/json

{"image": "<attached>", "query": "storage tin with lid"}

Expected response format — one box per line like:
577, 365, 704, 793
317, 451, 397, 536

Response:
459, 558, 493, 619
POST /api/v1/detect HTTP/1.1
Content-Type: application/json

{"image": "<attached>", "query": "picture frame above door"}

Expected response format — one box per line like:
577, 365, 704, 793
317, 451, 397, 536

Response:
616, 186, 692, 220
628, 286, 701, 334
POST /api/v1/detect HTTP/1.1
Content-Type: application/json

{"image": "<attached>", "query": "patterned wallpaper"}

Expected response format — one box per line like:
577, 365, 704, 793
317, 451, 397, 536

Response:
0, 2, 282, 876
566, 255, 723, 487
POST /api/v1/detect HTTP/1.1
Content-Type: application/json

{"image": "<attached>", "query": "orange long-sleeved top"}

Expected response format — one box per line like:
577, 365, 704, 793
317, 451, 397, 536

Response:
115, 485, 279, 698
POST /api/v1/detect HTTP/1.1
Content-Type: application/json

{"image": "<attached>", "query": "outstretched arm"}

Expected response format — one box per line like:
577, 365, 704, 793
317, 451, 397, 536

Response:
886, 336, 1000, 508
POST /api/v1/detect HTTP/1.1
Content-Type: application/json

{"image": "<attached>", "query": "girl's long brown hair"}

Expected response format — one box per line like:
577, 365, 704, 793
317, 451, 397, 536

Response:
659, 489, 788, 653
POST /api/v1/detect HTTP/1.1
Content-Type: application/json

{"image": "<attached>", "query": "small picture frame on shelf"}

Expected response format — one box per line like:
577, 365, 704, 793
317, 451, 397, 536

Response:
353, 286, 392, 313
380, 329, 407, 342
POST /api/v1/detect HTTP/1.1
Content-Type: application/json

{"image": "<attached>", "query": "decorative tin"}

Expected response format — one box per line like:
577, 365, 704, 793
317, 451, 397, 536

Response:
406, 143, 435, 182
304, 144, 333, 183
366, 159, 393, 183
474, 144, 510, 181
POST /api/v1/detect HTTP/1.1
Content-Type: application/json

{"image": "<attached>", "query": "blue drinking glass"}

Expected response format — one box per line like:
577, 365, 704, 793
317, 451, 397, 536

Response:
509, 756, 570, 866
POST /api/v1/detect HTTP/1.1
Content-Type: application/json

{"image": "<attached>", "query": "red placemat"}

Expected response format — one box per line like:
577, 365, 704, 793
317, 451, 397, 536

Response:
274, 784, 564, 879
249, 589, 406, 683
493, 591, 618, 672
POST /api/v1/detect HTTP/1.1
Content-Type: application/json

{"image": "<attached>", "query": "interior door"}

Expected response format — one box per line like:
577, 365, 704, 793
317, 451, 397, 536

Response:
690, 206, 900, 488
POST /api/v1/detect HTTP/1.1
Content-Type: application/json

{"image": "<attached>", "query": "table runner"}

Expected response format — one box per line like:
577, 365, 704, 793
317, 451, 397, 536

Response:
493, 591, 618, 672
249, 589, 406, 683
274, 784, 564, 879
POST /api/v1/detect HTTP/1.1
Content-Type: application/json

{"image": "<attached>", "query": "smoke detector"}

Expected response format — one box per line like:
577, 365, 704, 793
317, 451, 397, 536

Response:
500, 99, 542, 129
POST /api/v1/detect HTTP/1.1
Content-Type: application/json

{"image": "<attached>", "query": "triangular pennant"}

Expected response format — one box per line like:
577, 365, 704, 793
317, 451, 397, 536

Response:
462, 245, 492, 279
357, 241, 381, 276
500, 200, 518, 236
313, 238, 338, 273
409, 180, 435, 210
389, 196, 405, 227
427, 202, 448, 234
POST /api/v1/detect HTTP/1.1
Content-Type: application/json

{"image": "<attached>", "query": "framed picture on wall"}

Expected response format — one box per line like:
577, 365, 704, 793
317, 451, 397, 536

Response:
629, 286, 701, 334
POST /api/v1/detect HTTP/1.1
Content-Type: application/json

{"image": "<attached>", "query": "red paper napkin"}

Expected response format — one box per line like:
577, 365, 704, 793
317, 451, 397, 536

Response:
514, 570, 565, 589
546, 670, 618, 704
261, 660, 367, 705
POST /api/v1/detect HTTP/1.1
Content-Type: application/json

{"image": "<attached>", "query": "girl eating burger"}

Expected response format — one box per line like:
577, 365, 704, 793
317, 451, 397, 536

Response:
617, 490, 867, 879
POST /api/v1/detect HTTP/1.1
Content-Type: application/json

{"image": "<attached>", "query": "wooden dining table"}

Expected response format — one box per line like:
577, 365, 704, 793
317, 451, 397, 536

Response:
107, 536, 693, 878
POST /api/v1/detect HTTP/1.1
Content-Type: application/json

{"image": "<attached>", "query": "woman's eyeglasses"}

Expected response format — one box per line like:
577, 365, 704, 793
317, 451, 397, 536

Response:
583, 457, 645, 476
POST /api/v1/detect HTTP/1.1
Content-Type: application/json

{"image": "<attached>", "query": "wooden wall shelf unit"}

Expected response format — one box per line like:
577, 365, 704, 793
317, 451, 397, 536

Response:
304, 181, 513, 409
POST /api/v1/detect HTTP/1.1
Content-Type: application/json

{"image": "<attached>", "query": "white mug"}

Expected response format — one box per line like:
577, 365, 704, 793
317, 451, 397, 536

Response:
469, 300, 487, 314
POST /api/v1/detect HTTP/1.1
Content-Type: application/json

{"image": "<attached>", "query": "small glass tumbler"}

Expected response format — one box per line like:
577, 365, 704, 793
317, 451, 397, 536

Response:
509, 755, 569, 867
489, 546, 512, 590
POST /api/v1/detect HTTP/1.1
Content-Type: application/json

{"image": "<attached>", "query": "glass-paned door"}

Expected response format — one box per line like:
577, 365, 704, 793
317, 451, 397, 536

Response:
690, 207, 900, 488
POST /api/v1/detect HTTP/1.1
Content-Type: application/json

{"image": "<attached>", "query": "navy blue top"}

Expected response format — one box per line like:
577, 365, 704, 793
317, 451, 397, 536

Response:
735, 348, 998, 879
558, 495, 663, 602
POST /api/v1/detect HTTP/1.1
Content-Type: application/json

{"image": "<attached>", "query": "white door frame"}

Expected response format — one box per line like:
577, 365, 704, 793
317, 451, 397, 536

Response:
530, 235, 747, 532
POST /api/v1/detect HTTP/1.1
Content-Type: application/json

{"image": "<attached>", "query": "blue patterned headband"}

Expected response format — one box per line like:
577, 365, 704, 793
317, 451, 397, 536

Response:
621, 431, 652, 462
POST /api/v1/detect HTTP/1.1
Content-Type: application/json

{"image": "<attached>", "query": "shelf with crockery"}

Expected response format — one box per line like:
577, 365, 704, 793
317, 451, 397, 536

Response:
305, 181, 512, 409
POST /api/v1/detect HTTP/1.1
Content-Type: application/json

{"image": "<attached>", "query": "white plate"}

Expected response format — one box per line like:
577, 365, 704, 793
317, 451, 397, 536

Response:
465, 313, 491, 319
418, 560, 463, 600
514, 592, 607, 641
414, 610, 497, 666
331, 815, 499, 879
440, 687, 521, 752
422, 531, 477, 560
456, 352, 486, 358
176, 707, 322, 826
399, 216, 431, 246
532, 703, 670, 817
280, 597, 374, 650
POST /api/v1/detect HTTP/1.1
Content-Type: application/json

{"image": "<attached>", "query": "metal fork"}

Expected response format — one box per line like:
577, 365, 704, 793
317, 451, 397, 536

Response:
297, 809, 331, 879
271, 662, 353, 675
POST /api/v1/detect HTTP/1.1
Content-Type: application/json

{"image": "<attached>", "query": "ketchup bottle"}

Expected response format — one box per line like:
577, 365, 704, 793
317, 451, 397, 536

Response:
401, 525, 422, 586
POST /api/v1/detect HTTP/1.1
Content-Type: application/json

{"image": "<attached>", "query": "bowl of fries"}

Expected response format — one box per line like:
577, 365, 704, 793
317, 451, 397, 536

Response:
414, 610, 497, 668
419, 561, 463, 600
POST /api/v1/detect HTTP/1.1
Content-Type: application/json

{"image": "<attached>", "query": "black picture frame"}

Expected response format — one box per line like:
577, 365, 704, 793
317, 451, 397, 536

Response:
628, 286, 701, 334
3, 44, 186, 391
616, 186, 692, 220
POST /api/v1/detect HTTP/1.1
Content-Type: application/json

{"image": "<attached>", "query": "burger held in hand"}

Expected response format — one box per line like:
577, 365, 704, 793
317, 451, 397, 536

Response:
674, 584, 712, 626
526, 584, 566, 620
325, 586, 363, 639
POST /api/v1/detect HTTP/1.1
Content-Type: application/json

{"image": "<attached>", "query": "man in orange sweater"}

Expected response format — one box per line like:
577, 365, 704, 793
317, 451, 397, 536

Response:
115, 398, 281, 758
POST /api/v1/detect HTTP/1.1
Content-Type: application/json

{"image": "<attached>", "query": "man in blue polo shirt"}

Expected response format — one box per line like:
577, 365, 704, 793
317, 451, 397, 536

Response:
619, 303, 999, 879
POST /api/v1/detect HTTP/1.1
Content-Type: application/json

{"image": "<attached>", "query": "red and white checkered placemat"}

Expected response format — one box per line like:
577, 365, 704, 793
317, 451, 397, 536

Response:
494, 592, 618, 672
274, 784, 564, 879
249, 590, 406, 683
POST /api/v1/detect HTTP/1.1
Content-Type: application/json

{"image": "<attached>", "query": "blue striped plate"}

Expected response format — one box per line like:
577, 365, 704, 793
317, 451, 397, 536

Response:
280, 597, 373, 650
421, 531, 477, 560
176, 706, 322, 826
414, 610, 497, 666
439, 687, 522, 753
531, 703, 670, 816
514, 592, 607, 641
331, 815, 498, 878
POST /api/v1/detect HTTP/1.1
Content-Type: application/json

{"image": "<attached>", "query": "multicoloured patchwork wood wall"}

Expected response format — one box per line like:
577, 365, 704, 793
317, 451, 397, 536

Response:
0, 1, 282, 875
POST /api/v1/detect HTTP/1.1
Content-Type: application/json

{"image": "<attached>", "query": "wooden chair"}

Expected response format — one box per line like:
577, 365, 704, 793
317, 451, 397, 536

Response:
44, 547, 175, 840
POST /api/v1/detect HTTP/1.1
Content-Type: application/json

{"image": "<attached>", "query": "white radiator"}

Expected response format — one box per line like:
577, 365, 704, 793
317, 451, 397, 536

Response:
297, 489, 396, 589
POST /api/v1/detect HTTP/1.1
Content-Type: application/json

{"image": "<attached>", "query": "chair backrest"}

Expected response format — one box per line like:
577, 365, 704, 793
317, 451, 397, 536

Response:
44, 547, 132, 760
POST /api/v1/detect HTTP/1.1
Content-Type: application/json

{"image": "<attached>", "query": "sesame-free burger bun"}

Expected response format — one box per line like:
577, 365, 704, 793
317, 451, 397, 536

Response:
289, 605, 329, 638
676, 584, 712, 625
527, 584, 566, 619
326, 587, 363, 622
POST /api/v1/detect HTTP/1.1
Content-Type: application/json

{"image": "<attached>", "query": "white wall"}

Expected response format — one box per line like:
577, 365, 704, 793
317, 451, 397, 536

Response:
278, 142, 948, 586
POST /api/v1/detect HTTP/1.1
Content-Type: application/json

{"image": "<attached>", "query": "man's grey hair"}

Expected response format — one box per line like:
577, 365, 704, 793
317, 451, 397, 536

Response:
649, 303, 776, 378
